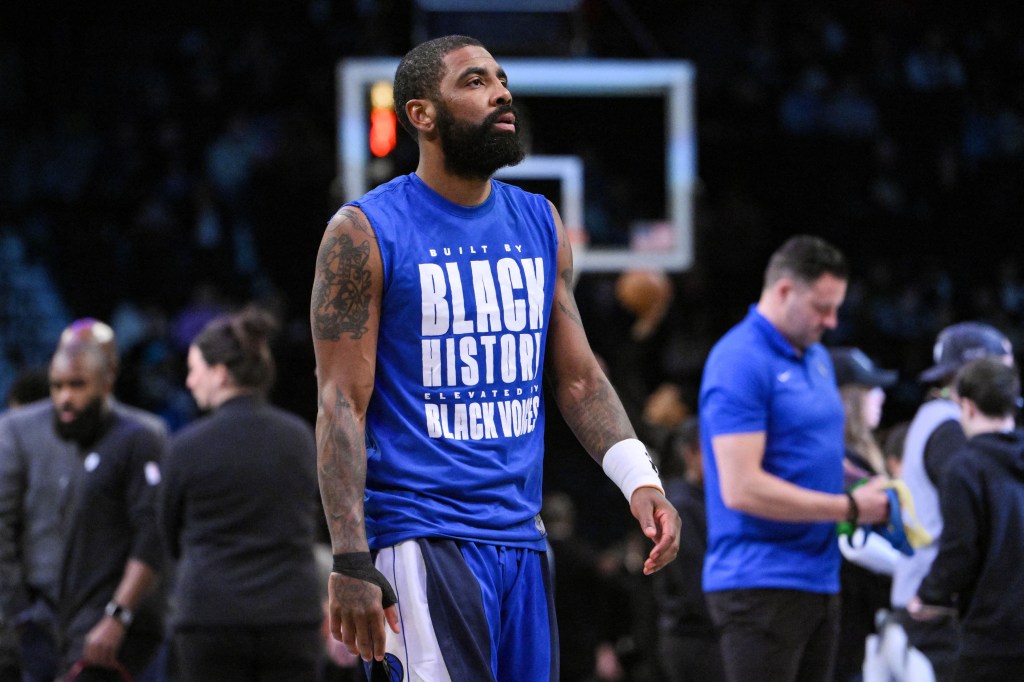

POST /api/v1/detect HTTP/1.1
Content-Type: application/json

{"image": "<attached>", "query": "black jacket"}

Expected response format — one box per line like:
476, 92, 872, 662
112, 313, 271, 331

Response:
59, 402, 168, 664
160, 395, 322, 629
652, 477, 715, 638
918, 429, 1024, 658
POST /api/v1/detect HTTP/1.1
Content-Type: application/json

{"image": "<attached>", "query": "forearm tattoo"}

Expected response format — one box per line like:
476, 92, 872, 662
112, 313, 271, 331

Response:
316, 388, 367, 546
549, 259, 634, 456
312, 212, 373, 341
560, 377, 634, 456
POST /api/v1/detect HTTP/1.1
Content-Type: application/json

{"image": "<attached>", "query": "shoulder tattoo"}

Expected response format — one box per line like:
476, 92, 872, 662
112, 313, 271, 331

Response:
312, 213, 373, 340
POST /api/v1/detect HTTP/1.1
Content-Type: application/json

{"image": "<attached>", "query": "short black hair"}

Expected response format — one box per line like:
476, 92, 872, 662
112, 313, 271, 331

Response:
955, 356, 1020, 418
665, 416, 700, 462
764, 235, 849, 288
675, 416, 700, 452
393, 35, 484, 138
6, 366, 50, 407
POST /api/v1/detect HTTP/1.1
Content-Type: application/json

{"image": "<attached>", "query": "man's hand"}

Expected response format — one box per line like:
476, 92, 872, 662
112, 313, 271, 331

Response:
328, 572, 400, 662
907, 595, 957, 621
852, 475, 891, 525
82, 616, 125, 669
629, 487, 681, 575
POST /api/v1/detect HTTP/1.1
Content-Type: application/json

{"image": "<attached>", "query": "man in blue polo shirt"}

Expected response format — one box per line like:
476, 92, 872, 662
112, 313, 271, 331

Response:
699, 235, 891, 682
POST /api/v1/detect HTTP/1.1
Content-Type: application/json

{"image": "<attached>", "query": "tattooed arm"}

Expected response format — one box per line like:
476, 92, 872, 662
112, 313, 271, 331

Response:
544, 202, 680, 574
310, 206, 398, 661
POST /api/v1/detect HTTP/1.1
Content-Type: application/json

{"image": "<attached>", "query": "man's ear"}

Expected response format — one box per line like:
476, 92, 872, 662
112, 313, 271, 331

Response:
406, 99, 436, 135
773, 276, 795, 302
959, 396, 978, 426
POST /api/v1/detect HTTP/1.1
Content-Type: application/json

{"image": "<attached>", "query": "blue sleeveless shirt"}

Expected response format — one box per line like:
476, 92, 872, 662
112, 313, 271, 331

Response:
349, 173, 558, 550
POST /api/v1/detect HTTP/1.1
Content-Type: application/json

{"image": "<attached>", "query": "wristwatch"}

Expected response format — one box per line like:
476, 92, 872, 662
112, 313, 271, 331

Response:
104, 600, 134, 627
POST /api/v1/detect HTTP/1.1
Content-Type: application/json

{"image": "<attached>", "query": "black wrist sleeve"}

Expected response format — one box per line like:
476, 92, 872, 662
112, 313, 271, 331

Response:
332, 552, 398, 608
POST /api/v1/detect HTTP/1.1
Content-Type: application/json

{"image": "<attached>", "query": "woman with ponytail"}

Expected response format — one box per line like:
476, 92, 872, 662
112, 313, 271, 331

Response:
160, 307, 323, 680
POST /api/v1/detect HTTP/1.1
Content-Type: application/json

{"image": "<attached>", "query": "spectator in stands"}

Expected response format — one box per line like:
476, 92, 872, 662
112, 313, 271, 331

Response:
652, 417, 725, 681
829, 347, 899, 682
910, 357, 1024, 680
892, 322, 1013, 682
4, 367, 50, 409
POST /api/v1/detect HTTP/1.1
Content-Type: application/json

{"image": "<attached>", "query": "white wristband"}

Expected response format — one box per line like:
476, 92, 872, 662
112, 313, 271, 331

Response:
602, 438, 664, 502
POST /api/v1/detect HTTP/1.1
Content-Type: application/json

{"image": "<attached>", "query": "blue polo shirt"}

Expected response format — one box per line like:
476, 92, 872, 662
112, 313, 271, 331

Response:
699, 305, 844, 594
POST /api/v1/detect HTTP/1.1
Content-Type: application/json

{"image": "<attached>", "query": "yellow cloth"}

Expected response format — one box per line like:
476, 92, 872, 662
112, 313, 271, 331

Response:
883, 479, 933, 548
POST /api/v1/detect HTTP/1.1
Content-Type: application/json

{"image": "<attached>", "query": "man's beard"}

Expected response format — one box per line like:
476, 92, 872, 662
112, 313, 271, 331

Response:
53, 396, 110, 448
436, 102, 526, 181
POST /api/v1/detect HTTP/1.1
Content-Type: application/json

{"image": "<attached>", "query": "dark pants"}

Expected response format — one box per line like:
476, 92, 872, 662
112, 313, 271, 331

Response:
18, 620, 59, 682
894, 610, 960, 682
658, 633, 726, 682
956, 655, 1024, 682
173, 625, 321, 682
706, 588, 840, 682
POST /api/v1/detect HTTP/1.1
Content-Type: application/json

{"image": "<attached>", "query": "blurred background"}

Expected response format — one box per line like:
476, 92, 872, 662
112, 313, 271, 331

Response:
3, 0, 1024, 536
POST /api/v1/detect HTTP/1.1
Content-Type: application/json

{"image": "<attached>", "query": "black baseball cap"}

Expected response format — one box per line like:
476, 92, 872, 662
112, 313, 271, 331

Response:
830, 347, 898, 387
919, 321, 1013, 383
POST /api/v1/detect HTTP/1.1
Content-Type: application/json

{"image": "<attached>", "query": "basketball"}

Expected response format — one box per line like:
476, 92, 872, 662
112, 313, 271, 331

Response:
615, 269, 673, 318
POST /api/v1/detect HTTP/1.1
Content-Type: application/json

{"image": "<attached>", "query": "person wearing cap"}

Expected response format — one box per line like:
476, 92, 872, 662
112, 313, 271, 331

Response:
699, 236, 891, 682
909, 357, 1024, 680
832, 348, 898, 484
829, 347, 899, 682
0, 320, 167, 681
890, 321, 1014, 682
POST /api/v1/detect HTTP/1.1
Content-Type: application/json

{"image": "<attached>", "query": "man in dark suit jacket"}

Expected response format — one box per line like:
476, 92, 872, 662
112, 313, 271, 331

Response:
0, 320, 166, 681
